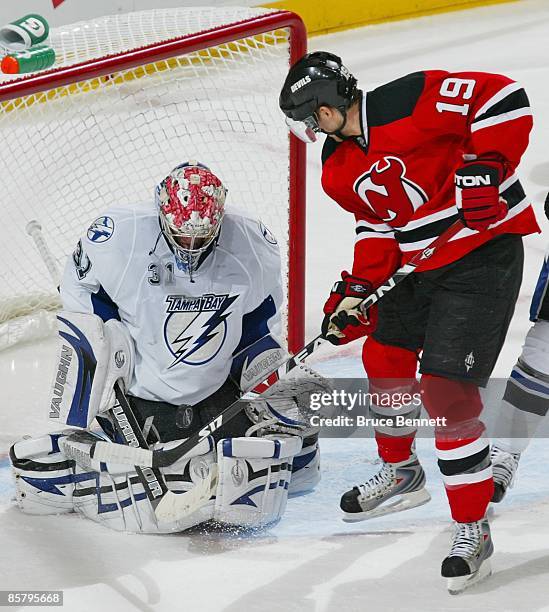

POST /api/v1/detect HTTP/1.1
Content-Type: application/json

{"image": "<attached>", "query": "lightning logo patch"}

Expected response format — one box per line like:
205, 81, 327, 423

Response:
164, 293, 238, 367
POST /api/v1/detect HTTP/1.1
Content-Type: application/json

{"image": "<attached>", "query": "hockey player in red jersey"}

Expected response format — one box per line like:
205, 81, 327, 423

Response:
280, 52, 539, 593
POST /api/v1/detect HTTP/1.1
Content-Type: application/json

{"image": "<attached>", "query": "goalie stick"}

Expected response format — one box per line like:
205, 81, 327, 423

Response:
108, 382, 215, 523
90, 218, 465, 472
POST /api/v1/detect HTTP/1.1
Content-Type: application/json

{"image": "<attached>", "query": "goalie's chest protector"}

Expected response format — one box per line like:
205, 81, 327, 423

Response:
127, 249, 248, 406
81, 208, 278, 406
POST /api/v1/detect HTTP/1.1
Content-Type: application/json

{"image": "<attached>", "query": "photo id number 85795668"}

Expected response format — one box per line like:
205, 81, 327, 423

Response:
0, 590, 63, 606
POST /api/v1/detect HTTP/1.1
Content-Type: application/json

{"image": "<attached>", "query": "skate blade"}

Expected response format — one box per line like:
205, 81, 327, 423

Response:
342, 488, 431, 522
447, 559, 492, 595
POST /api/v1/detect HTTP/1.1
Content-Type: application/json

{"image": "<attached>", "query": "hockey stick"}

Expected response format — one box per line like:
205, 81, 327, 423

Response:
114, 383, 224, 523
26, 220, 62, 286
109, 383, 201, 522
91, 218, 465, 471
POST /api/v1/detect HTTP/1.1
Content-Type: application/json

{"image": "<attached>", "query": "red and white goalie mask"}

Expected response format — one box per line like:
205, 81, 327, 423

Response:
156, 161, 227, 276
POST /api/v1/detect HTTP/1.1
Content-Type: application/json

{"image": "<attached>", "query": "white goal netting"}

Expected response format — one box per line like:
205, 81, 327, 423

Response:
0, 8, 304, 350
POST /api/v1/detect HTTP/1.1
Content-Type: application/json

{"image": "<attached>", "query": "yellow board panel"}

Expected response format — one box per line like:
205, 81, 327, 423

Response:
262, 0, 518, 36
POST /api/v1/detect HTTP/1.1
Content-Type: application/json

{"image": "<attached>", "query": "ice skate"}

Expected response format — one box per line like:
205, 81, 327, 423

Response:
340, 454, 430, 521
442, 519, 493, 594
490, 445, 520, 503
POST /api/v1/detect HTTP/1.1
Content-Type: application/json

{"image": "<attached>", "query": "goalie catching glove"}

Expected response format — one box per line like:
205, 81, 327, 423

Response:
321, 271, 377, 345
245, 362, 332, 437
244, 362, 331, 496
231, 329, 332, 434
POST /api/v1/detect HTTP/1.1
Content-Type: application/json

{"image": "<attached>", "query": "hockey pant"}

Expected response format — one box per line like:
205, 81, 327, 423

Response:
494, 319, 549, 454
363, 336, 493, 522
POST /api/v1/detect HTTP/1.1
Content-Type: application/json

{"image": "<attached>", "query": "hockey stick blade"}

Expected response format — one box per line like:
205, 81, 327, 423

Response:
90, 219, 464, 470
91, 440, 153, 467
154, 465, 218, 523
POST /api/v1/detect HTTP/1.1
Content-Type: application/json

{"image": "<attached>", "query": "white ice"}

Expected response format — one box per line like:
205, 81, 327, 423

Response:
2, 1, 549, 610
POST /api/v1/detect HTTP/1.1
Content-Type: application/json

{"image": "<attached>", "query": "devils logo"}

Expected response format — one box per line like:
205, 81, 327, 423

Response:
353, 156, 428, 228
164, 293, 238, 368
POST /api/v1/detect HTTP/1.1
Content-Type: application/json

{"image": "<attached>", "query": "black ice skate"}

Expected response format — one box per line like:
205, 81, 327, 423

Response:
442, 519, 494, 594
490, 445, 520, 503
340, 454, 430, 521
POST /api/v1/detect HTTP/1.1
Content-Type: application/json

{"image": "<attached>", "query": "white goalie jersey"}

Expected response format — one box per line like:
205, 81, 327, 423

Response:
60, 201, 283, 406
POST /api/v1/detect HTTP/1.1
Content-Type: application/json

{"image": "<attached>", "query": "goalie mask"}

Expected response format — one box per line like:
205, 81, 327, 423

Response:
156, 161, 227, 278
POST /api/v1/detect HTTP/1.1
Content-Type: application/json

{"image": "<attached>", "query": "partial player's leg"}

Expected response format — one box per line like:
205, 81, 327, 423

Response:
420, 234, 524, 592
490, 323, 549, 503
490, 445, 521, 503
491, 249, 549, 502
420, 375, 494, 592
340, 332, 431, 520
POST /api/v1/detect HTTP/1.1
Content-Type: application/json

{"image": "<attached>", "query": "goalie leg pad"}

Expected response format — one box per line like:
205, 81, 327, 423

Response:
72, 436, 216, 533
10, 433, 77, 515
50, 311, 134, 428
213, 435, 302, 528
11, 431, 217, 533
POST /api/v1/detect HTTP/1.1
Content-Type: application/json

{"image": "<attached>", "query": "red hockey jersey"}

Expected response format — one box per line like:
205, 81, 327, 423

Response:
321, 70, 540, 286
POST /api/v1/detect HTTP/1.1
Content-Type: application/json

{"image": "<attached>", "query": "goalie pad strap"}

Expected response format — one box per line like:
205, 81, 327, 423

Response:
220, 435, 302, 459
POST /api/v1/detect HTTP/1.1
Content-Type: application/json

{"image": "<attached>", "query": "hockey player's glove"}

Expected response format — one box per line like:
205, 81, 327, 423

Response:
321, 271, 377, 345
455, 157, 508, 232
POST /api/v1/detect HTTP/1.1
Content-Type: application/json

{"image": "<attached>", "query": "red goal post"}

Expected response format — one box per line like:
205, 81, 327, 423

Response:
0, 8, 307, 352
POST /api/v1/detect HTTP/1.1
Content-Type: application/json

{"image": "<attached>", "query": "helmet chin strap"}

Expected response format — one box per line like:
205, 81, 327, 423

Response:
321, 108, 351, 140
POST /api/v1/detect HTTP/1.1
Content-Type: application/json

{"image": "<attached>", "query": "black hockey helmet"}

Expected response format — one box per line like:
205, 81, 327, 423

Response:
279, 51, 358, 142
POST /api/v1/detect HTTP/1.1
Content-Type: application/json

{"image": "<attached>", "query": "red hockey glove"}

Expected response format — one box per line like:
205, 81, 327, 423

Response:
321, 271, 377, 345
455, 158, 508, 232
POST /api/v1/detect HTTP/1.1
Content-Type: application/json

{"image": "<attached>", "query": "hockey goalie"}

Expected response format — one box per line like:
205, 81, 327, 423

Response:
10, 161, 329, 533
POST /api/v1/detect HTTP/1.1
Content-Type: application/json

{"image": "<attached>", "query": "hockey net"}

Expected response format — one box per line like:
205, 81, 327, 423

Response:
0, 8, 306, 351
